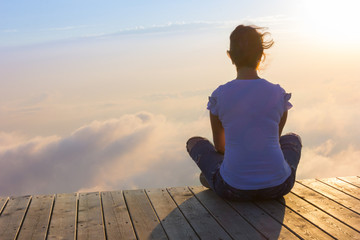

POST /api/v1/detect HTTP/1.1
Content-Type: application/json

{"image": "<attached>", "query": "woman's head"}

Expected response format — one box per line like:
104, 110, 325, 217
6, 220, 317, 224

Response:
228, 25, 274, 70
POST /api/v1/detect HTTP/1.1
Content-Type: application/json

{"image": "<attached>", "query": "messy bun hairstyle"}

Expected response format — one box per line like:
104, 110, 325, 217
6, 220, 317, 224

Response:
228, 25, 274, 69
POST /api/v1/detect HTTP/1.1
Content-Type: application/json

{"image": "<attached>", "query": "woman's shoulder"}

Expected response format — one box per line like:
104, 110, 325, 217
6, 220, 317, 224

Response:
260, 79, 288, 92
211, 78, 287, 96
262, 79, 293, 110
259, 78, 279, 86
210, 81, 230, 96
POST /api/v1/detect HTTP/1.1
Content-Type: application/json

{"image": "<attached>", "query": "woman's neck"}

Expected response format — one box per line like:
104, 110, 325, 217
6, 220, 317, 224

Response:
236, 67, 260, 80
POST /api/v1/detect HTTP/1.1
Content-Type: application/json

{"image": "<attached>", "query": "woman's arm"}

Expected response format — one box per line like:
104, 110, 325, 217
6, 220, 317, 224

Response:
210, 112, 225, 154
279, 110, 288, 137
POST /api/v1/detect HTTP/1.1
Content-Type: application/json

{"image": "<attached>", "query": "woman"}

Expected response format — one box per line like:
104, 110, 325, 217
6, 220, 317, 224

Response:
186, 25, 302, 201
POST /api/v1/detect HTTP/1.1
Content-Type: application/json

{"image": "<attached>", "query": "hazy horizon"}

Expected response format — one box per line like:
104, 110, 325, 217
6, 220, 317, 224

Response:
1, 0, 359, 196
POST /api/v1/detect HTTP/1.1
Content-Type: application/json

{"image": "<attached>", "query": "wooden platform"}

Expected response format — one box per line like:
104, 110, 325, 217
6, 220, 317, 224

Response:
0, 176, 359, 239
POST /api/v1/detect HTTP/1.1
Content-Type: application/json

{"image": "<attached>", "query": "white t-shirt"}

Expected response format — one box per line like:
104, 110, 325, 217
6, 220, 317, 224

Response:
207, 78, 292, 190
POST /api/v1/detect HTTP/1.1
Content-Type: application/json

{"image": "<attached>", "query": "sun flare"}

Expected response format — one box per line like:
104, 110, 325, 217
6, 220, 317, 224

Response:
299, 0, 360, 43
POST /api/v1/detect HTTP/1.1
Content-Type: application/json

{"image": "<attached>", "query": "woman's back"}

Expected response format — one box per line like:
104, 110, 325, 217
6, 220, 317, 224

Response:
208, 78, 292, 190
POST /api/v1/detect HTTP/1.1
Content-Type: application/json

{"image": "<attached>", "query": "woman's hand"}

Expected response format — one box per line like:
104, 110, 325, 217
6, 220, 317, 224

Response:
210, 112, 225, 154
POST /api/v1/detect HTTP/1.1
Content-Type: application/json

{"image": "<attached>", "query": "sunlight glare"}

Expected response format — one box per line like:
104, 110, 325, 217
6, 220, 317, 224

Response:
300, 0, 360, 44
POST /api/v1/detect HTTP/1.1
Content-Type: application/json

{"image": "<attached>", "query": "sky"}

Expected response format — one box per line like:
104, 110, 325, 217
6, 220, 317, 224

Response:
0, 0, 360, 196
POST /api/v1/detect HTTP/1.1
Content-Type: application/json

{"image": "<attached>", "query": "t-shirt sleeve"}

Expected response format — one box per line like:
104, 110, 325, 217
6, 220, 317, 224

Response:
279, 85, 293, 111
207, 86, 221, 116
284, 92, 293, 111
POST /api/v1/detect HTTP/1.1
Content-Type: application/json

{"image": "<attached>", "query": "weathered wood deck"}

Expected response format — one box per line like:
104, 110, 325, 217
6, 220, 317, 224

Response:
0, 176, 359, 239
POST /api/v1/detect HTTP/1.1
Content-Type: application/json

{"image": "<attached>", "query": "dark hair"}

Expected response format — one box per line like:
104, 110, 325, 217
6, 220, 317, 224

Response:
228, 25, 274, 69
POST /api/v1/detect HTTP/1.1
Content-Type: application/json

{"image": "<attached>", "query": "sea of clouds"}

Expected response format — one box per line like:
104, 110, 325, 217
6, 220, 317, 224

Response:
1, 100, 359, 196
0, 112, 211, 196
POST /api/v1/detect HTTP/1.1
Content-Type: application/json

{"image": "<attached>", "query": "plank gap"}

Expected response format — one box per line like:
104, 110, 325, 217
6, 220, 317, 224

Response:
165, 188, 201, 240
277, 193, 360, 239
337, 177, 360, 188
221, 198, 269, 239
144, 190, 170, 240
257, 200, 335, 239
226, 199, 301, 239
99, 192, 108, 240
188, 186, 242, 239
14, 196, 32, 240
0, 197, 9, 216
45, 194, 56, 240
290, 189, 360, 233
316, 179, 360, 200
296, 181, 360, 215
252, 201, 308, 239
122, 190, 139, 240
75, 193, 79, 240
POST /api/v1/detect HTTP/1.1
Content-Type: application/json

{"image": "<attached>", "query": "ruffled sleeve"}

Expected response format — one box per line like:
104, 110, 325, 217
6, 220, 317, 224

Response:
207, 96, 218, 115
284, 92, 293, 111
207, 87, 221, 115
278, 85, 293, 111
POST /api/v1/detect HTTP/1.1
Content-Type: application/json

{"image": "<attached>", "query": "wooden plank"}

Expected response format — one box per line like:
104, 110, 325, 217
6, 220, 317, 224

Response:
123, 189, 167, 240
0, 197, 8, 215
0, 195, 31, 240
146, 188, 199, 240
291, 182, 360, 231
255, 199, 333, 239
317, 177, 360, 199
227, 199, 300, 239
77, 192, 105, 240
47, 193, 77, 240
17, 195, 54, 240
190, 186, 265, 240
167, 186, 231, 240
101, 191, 136, 240
279, 192, 360, 239
298, 179, 360, 213
337, 176, 360, 188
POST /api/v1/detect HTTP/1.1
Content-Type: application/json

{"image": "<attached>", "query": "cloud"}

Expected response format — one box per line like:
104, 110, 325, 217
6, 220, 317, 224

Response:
0, 112, 207, 196
80, 21, 221, 40
298, 142, 360, 179
0, 132, 27, 150
281, 65, 360, 180
2, 29, 18, 33
79, 16, 291, 40
0, 108, 359, 197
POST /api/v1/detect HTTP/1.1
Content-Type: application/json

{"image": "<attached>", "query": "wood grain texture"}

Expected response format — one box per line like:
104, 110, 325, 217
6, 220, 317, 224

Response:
337, 176, 360, 188
291, 182, 360, 231
255, 199, 333, 239
0, 176, 359, 239
280, 192, 360, 239
77, 192, 105, 240
146, 188, 199, 240
298, 179, 360, 213
101, 191, 136, 240
167, 186, 232, 240
227, 199, 299, 240
17, 195, 54, 240
47, 193, 77, 240
317, 177, 360, 199
190, 186, 265, 240
0, 195, 31, 240
124, 189, 167, 240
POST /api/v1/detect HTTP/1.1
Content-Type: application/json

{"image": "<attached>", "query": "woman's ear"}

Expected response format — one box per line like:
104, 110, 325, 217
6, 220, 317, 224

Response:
227, 50, 234, 64
227, 50, 231, 58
